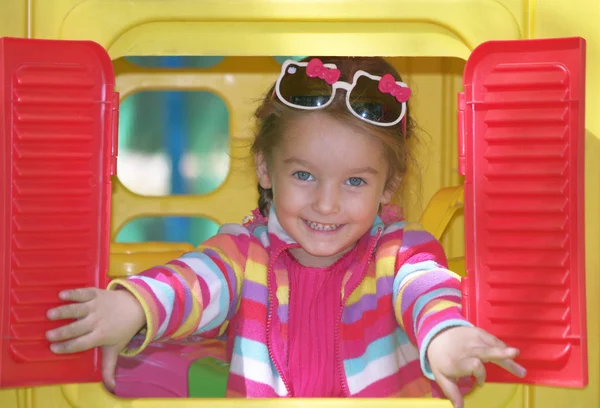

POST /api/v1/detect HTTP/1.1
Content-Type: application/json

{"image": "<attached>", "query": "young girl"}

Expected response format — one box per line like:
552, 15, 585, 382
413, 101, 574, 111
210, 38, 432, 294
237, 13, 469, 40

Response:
45, 57, 525, 408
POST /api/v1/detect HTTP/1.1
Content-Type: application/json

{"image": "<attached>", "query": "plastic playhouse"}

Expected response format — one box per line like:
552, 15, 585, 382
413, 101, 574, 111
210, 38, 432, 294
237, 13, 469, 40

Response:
0, 0, 598, 407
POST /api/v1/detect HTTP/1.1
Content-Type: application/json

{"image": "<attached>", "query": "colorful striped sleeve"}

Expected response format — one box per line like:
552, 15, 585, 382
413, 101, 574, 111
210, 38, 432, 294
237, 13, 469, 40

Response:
107, 224, 251, 356
391, 223, 473, 380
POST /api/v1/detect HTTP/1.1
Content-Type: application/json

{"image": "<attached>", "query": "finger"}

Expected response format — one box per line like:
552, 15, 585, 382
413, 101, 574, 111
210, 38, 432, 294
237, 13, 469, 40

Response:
476, 332, 526, 377
47, 303, 89, 321
102, 347, 120, 390
494, 358, 527, 378
46, 318, 93, 343
433, 370, 464, 408
469, 359, 487, 386
59, 288, 97, 303
49, 331, 100, 354
473, 346, 519, 362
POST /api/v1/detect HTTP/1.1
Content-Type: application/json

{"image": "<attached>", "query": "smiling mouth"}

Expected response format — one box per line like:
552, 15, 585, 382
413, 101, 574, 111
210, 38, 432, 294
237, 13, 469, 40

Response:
304, 220, 343, 232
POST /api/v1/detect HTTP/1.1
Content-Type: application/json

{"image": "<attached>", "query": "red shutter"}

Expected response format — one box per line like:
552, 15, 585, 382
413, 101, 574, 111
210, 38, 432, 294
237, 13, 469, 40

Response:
459, 37, 587, 387
0, 37, 117, 387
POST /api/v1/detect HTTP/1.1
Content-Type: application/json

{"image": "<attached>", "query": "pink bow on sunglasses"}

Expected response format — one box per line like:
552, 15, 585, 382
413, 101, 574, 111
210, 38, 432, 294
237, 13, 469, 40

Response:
306, 58, 341, 85
378, 74, 412, 103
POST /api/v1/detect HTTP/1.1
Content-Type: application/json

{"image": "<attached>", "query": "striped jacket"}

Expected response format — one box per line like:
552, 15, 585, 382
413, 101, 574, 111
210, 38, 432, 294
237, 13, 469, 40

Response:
108, 207, 472, 397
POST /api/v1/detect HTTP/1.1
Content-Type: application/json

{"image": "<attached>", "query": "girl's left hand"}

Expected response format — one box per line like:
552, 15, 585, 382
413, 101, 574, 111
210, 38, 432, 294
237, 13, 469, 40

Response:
427, 326, 527, 408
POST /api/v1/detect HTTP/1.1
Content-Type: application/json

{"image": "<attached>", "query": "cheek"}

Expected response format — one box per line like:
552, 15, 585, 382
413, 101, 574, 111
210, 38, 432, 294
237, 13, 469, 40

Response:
272, 181, 306, 212
345, 191, 382, 217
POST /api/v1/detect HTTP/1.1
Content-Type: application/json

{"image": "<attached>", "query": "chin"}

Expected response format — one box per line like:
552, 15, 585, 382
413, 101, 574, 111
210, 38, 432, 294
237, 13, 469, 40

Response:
303, 244, 349, 259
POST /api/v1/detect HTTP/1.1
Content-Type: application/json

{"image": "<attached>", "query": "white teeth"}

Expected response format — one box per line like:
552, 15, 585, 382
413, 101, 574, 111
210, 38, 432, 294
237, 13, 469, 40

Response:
307, 221, 340, 231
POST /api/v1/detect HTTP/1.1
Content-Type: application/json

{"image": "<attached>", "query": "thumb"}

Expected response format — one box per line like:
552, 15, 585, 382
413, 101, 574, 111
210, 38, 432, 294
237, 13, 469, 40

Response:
433, 369, 464, 408
101, 346, 120, 390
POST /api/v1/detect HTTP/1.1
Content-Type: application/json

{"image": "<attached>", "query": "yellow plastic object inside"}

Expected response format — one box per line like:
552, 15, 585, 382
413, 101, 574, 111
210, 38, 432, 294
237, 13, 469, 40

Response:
1, 1, 599, 408
109, 242, 196, 278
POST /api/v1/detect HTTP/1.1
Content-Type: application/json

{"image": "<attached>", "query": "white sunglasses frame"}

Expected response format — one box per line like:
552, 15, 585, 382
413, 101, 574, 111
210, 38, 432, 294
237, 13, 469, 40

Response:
275, 59, 409, 127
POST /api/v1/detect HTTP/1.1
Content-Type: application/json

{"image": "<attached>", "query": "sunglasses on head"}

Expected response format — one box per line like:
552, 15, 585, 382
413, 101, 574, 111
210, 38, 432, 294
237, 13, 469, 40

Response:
275, 58, 412, 128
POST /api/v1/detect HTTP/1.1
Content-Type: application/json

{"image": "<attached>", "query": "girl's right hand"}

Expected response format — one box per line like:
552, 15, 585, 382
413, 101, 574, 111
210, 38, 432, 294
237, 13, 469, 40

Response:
45, 288, 147, 390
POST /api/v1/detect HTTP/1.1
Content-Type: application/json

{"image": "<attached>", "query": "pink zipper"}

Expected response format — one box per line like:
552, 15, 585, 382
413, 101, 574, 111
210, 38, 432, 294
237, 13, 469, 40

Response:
266, 246, 292, 396
334, 227, 383, 396
266, 226, 382, 397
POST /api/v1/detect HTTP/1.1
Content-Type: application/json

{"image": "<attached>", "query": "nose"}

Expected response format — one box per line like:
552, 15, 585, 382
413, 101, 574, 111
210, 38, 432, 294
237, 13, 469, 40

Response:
312, 183, 341, 215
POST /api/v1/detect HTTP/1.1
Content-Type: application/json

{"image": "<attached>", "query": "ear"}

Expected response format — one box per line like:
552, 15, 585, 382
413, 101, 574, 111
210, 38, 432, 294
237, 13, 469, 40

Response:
380, 188, 394, 205
255, 153, 272, 189
380, 177, 401, 204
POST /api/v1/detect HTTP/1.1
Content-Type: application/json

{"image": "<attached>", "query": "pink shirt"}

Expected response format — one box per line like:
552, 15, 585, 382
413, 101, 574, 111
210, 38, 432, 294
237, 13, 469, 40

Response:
285, 248, 357, 397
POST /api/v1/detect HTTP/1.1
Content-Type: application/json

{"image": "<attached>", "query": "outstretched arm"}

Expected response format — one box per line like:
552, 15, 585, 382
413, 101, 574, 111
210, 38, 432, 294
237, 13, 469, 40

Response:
393, 225, 472, 376
109, 225, 250, 354
392, 225, 525, 408
46, 224, 252, 389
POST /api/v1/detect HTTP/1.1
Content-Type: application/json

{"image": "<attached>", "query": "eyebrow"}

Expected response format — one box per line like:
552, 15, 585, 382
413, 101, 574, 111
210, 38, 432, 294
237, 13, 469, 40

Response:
283, 157, 379, 175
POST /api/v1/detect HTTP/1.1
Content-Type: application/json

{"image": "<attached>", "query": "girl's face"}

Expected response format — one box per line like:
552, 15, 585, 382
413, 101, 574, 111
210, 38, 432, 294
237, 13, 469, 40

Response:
256, 112, 394, 267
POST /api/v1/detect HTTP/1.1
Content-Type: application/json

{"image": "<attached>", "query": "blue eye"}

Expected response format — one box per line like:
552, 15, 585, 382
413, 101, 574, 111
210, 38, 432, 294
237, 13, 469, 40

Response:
294, 171, 313, 181
347, 177, 365, 186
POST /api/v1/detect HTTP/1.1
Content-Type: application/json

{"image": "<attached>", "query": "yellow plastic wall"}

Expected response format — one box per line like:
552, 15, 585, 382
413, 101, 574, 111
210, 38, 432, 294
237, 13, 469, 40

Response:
1, 1, 598, 408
